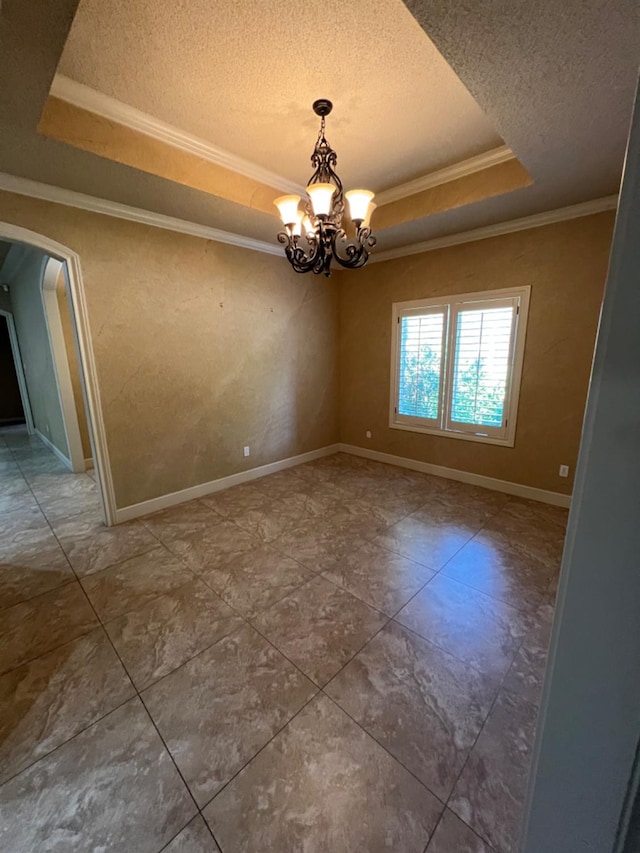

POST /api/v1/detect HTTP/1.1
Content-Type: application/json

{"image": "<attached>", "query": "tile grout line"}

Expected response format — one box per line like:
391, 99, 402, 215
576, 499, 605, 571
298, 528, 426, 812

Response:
1, 438, 213, 850
0, 441, 559, 852
196, 687, 322, 816
440, 687, 505, 853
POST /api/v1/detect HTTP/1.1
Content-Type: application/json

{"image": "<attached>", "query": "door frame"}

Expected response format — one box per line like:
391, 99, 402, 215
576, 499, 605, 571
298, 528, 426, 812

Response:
0, 223, 117, 526
40, 256, 86, 474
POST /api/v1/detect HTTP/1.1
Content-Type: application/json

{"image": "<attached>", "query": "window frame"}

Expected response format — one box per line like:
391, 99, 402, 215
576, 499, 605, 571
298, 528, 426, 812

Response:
389, 285, 531, 447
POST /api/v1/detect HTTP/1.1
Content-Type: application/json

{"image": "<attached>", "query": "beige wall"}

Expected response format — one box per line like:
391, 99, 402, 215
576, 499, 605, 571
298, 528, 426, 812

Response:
7, 246, 70, 457
55, 269, 92, 458
338, 212, 615, 495
0, 191, 339, 508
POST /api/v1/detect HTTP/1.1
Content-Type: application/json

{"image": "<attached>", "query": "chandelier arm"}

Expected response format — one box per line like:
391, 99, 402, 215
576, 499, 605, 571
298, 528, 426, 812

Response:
277, 228, 328, 275
331, 229, 377, 270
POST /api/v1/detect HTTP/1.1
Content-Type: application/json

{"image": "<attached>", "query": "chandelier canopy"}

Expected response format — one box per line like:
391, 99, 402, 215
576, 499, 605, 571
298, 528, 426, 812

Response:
274, 100, 376, 277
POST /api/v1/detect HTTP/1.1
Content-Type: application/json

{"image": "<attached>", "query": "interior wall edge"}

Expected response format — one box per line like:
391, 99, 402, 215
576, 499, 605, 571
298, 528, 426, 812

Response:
339, 442, 571, 508
34, 427, 72, 470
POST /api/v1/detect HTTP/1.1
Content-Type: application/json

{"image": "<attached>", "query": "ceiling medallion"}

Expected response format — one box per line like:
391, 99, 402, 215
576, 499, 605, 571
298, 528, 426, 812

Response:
274, 99, 376, 277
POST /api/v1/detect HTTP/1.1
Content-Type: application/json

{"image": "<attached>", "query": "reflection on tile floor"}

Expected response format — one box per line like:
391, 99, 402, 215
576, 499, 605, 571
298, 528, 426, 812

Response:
0, 426, 567, 852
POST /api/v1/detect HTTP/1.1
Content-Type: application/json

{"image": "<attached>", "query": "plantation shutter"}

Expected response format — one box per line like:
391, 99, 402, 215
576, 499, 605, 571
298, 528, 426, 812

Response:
445, 296, 519, 438
397, 307, 447, 425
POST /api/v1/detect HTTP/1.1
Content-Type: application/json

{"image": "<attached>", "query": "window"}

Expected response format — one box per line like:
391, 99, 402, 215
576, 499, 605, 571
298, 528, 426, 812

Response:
390, 286, 530, 446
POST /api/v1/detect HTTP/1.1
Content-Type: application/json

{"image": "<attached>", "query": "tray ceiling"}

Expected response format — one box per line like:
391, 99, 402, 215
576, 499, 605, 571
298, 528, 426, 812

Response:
0, 0, 637, 256
57, 0, 504, 192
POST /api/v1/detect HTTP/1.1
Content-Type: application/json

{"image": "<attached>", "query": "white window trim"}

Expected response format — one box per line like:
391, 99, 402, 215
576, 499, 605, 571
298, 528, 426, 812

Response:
389, 285, 531, 447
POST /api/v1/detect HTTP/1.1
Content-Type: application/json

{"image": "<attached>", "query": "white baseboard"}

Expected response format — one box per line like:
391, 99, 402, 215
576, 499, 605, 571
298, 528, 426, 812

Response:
338, 443, 572, 508
114, 443, 341, 523
35, 429, 73, 471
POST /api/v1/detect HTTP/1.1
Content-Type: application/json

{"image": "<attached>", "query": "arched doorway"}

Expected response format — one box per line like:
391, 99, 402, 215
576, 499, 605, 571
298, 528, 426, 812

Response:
0, 222, 116, 526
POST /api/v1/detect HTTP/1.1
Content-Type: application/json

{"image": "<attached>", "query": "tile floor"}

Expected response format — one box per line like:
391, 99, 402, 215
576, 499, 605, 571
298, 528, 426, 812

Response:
0, 426, 566, 852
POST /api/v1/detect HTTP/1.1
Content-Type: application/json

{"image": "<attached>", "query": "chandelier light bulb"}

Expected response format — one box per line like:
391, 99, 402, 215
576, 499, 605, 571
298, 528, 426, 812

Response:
345, 189, 375, 224
274, 195, 301, 226
306, 182, 336, 217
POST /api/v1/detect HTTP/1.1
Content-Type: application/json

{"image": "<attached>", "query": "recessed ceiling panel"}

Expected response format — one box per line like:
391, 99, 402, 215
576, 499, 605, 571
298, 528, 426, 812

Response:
57, 0, 504, 191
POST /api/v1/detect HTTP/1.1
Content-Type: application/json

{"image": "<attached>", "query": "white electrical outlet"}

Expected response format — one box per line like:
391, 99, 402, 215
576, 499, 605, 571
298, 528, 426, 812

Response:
559, 464, 570, 478
366, 430, 372, 439
243, 446, 250, 457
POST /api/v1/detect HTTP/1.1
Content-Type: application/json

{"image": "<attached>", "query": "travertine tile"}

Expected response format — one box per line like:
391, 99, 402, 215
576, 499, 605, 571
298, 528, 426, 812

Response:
37, 478, 102, 522
427, 809, 495, 853
0, 434, 561, 851
0, 698, 195, 853
442, 532, 551, 613
199, 482, 271, 518
200, 544, 313, 619
437, 481, 510, 515
372, 510, 475, 571
273, 514, 374, 574
164, 816, 220, 852
450, 689, 539, 853
201, 484, 308, 542
105, 578, 242, 689
166, 519, 261, 575
54, 511, 158, 576
139, 499, 222, 542
253, 576, 387, 686
143, 623, 316, 806
204, 693, 442, 853
322, 540, 435, 616
0, 504, 50, 540
0, 543, 75, 610
0, 583, 98, 675
499, 497, 568, 534
0, 627, 134, 784
82, 543, 195, 621
0, 485, 38, 514
503, 603, 555, 705
482, 507, 566, 568
396, 574, 533, 681
326, 621, 498, 800
253, 471, 350, 517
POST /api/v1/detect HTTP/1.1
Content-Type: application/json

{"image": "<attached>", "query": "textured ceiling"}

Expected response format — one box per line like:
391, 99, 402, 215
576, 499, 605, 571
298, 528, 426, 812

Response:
57, 0, 504, 192
0, 0, 638, 254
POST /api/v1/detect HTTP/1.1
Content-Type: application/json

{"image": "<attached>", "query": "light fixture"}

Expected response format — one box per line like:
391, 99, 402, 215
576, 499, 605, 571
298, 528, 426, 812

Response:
274, 99, 376, 277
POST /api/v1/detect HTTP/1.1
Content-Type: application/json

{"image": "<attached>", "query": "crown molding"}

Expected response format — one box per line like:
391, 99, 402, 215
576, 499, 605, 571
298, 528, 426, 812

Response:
0, 172, 283, 257
50, 74, 306, 197
370, 195, 619, 263
51, 74, 518, 210
375, 145, 516, 206
0, 172, 618, 267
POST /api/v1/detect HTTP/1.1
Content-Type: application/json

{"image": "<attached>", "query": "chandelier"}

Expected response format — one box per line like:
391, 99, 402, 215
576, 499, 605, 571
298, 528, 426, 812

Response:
274, 99, 376, 277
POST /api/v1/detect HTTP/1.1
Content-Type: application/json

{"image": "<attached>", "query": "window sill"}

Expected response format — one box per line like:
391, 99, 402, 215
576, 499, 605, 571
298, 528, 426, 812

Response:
389, 419, 516, 448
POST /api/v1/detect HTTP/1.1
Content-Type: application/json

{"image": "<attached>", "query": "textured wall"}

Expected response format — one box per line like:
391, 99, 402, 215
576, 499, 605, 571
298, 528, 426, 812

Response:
338, 212, 615, 494
0, 191, 339, 508
7, 247, 70, 457
56, 269, 92, 458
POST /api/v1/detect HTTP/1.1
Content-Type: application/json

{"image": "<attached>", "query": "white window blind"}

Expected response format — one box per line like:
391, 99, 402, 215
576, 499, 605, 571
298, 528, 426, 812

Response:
398, 310, 445, 422
448, 301, 517, 431
391, 288, 529, 446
